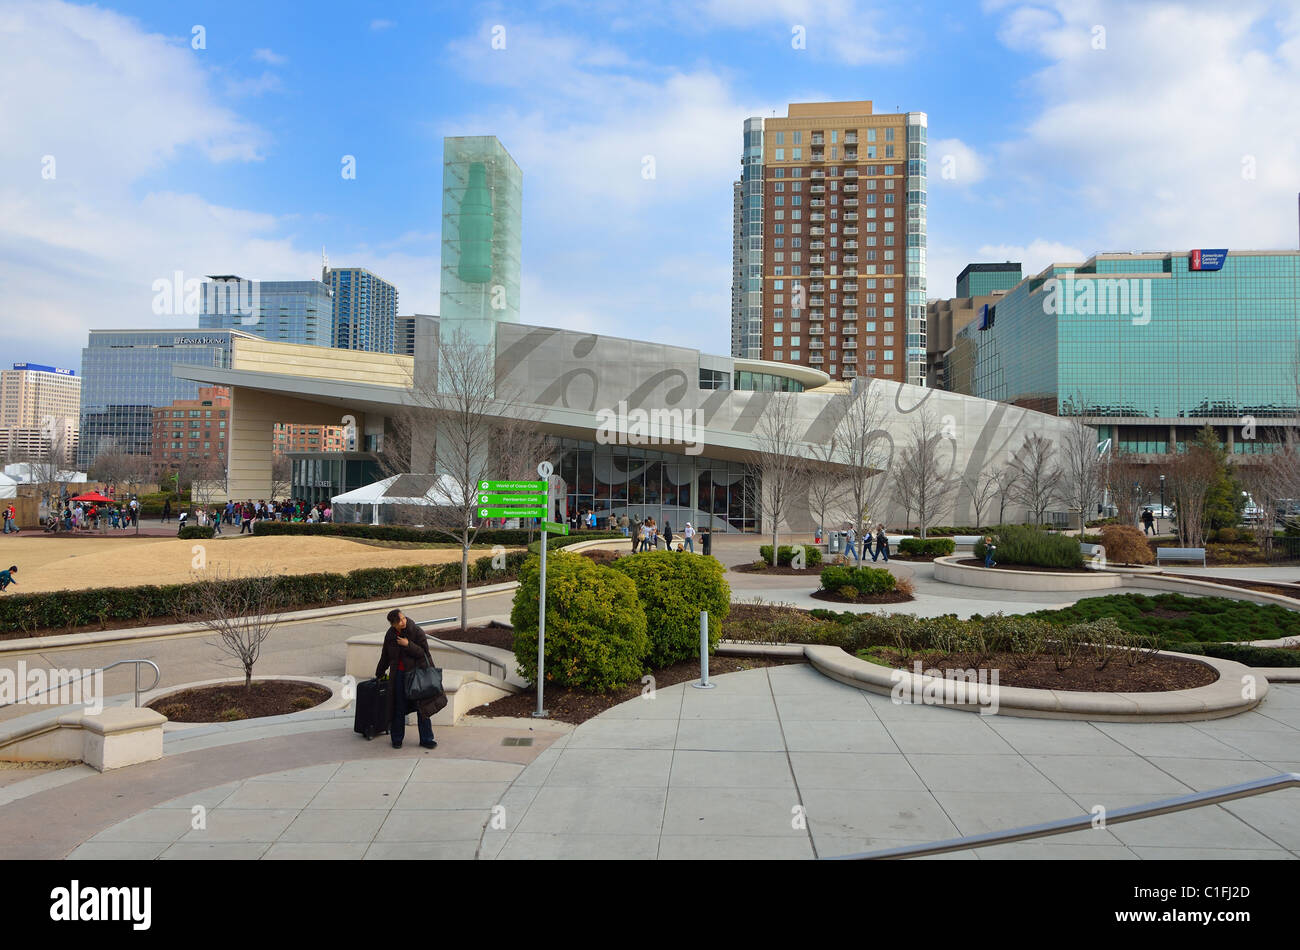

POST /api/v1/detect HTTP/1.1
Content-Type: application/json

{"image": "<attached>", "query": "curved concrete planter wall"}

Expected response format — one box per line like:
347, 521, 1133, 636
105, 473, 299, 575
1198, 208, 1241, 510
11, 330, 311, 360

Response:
933, 556, 1123, 592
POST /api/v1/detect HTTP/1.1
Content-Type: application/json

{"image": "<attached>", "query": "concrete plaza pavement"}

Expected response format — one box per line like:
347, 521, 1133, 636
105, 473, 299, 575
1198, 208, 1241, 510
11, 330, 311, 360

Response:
21, 664, 1297, 861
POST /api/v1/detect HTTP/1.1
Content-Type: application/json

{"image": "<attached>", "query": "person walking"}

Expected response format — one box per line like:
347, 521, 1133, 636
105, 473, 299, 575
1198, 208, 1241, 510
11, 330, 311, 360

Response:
1141, 508, 1155, 536
376, 609, 438, 750
0, 565, 16, 593
212, 509, 223, 535
844, 525, 859, 563
861, 523, 874, 561
983, 535, 997, 569
683, 521, 695, 553
619, 513, 630, 537
129, 499, 139, 527
874, 524, 890, 562
2, 504, 14, 534
663, 521, 674, 551
161, 498, 172, 524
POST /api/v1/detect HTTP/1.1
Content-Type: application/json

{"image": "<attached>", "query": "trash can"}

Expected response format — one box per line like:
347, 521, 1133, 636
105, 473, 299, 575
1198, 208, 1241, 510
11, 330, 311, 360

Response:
701, 530, 712, 557
830, 531, 840, 554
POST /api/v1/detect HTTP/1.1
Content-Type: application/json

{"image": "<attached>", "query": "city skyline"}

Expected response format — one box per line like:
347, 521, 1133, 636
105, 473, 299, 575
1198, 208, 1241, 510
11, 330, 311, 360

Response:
5, 0, 1300, 372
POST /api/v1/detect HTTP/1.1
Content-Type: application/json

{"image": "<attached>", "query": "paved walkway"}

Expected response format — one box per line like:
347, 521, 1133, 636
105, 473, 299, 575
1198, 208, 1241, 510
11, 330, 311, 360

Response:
26, 666, 1299, 861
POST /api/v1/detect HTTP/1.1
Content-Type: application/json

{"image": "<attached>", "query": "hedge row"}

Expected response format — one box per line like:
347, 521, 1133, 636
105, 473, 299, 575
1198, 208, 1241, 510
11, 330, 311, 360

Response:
177, 526, 216, 540
759, 544, 824, 568
896, 538, 955, 557
0, 551, 531, 636
252, 520, 624, 548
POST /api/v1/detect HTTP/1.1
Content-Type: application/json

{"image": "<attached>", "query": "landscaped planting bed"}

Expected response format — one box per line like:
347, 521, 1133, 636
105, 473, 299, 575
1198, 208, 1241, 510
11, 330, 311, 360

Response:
149, 681, 332, 722
1025, 592, 1300, 645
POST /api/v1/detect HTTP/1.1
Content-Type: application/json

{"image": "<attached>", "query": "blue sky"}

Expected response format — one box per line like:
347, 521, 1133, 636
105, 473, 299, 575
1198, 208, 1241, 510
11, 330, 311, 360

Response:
4, 0, 1300, 370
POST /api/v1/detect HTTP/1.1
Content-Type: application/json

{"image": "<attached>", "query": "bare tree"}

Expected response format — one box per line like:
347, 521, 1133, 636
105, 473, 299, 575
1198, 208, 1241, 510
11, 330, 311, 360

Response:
406, 329, 525, 632
20, 417, 72, 508
191, 455, 227, 509
991, 463, 1022, 526
1108, 448, 1155, 527
833, 385, 891, 559
1165, 445, 1218, 548
745, 392, 811, 565
893, 409, 956, 539
1238, 449, 1291, 557
1059, 405, 1105, 533
270, 453, 292, 502
189, 567, 284, 689
959, 468, 1000, 530
1009, 433, 1063, 525
90, 441, 135, 496
806, 432, 847, 546
493, 413, 558, 541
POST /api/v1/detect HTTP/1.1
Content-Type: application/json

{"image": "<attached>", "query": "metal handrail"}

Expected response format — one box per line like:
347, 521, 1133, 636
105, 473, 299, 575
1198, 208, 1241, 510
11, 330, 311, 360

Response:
417, 617, 508, 680
0, 659, 161, 710
831, 772, 1300, 859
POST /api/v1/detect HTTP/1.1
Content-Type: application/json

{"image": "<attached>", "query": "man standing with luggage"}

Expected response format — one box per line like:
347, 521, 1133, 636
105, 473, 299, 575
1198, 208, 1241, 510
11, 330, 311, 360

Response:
376, 609, 438, 750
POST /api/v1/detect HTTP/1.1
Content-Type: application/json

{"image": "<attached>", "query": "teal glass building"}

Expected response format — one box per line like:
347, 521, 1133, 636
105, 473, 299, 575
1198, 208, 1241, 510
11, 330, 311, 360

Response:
955, 262, 1022, 298
439, 136, 522, 349
199, 277, 334, 347
946, 251, 1300, 454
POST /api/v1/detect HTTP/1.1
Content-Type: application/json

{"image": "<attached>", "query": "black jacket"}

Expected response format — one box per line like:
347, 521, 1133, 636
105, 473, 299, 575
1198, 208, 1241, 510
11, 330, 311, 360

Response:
375, 620, 440, 719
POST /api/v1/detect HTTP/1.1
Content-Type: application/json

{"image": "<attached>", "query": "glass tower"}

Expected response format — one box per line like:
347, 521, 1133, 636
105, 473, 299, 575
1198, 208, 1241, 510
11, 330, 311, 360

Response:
905, 112, 928, 387
731, 118, 765, 359
199, 277, 334, 347
78, 330, 235, 466
328, 268, 398, 353
439, 136, 522, 349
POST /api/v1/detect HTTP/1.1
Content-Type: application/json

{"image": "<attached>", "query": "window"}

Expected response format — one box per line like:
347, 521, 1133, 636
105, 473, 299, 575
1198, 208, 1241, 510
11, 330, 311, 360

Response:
792, 148, 801, 159
773, 351, 783, 360
884, 350, 894, 361
775, 148, 784, 160
775, 132, 784, 145
792, 131, 802, 144
790, 336, 801, 346
789, 350, 800, 360
774, 182, 785, 192
773, 322, 784, 332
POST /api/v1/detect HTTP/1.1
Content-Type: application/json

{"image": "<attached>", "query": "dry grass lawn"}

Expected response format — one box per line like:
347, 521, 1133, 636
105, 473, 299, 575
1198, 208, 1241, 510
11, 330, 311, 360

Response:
0, 534, 516, 594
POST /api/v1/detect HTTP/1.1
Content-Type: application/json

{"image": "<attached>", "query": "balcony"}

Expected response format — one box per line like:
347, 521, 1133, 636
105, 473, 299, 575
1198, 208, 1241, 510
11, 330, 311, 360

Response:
811, 170, 825, 179
841, 341, 857, 349
810, 282, 824, 291
810, 199, 825, 209
810, 242, 825, 250
843, 150, 858, 160
844, 168, 858, 178
810, 184, 825, 194
843, 183, 858, 194
810, 227, 825, 236
843, 255, 858, 263
844, 212, 858, 221
809, 311, 824, 320
809, 295, 825, 305
809, 355, 825, 364
843, 357, 857, 365
811, 135, 825, 145
844, 227, 858, 236
809, 257, 824, 266
810, 150, 825, 162
809, 326, 824, 335
842, 326, 858, 335
844, 297, 858, 306
844, 198, 858, 207
842, 310, 857, 319
809, 340, 824, 349
844, 241, 858, 250
810, 268, 824, 277
844, 133, 858, 144
843, 282, 858, 291
810, 213, 825, 222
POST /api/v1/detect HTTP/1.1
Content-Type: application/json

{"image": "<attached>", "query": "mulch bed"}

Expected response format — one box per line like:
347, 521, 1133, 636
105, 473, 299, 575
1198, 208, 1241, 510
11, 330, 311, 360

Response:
730, 562, 825, 575
576, 549, 624, 565
423, 624, 515, 651
468, 655, 805, 725
1162, 572, 1300, 598
864, 649, 1217, 692
810, 589, 915, 605
148, 680, 332, 722
955, 558, 1096, 574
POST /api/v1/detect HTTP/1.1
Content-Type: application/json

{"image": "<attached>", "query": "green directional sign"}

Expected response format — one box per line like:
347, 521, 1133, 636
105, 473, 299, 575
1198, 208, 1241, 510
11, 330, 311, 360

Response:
541, 521, 569, 535
480, 480, 546, 493
478, 507, 547, 519
477, 494, 545, 506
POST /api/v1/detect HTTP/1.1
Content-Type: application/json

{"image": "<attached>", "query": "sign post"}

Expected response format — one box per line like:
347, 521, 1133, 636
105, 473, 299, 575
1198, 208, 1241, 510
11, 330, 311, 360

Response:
533, 461, 554, 718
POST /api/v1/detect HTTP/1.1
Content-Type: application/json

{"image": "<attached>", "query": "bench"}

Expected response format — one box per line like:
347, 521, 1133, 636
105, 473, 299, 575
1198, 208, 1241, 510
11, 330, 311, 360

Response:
1156, 547, 1207, 567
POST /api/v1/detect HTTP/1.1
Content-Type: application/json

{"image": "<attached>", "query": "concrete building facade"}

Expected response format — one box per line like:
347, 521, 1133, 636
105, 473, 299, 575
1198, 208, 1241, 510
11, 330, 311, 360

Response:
0, 362, 81, 464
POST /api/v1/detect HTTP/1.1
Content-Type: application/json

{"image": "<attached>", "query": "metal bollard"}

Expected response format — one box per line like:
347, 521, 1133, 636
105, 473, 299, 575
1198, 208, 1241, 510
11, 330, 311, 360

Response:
692, 609, 715, 689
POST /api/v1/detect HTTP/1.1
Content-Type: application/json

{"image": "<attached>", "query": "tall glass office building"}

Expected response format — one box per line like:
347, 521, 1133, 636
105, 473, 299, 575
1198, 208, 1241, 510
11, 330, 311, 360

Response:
199, 277, 334, 347
78, 330, 235, 466
328, 268, 398, 353
946, 250, 1300, 454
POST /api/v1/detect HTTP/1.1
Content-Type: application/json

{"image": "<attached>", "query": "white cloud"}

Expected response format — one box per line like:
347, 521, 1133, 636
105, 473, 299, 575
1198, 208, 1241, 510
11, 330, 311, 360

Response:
693, 0, 909, 64
0, 1, 425, 367
929, 138, 987, 186
975, 240, 1088, 277
252, 47, 287, 65
370, 19, 395, 31
993, 0, 1300, 250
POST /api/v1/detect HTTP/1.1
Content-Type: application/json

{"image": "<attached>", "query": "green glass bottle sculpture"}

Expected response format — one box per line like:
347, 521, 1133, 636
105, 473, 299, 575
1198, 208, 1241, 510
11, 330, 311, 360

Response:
457, 162, 494, 284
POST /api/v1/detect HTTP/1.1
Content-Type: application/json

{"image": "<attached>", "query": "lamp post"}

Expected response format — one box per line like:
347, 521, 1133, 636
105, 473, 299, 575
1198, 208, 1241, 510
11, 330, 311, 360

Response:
1159, 474, 1166, 534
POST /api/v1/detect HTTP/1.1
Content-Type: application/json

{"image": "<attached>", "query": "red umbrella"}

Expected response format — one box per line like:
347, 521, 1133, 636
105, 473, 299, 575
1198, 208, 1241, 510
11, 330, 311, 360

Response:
70, 492, 114, 504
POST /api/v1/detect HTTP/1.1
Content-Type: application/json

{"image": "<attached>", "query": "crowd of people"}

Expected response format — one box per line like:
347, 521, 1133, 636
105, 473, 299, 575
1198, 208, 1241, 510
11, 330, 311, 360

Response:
42, 498, 140, 533
171, 498, 333, 534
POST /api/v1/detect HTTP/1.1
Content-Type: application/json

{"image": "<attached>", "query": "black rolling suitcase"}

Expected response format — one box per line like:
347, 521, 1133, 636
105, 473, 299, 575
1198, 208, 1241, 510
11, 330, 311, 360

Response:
354, 676, 389, 740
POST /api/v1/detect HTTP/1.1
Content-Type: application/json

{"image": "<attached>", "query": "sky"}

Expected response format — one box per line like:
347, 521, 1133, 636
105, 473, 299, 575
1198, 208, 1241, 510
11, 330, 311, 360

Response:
3, 0, 1300, 371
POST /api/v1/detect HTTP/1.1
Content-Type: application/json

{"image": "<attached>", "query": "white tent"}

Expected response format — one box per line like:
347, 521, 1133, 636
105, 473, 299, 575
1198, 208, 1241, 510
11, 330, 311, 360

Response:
0, 473, 17, 500
3, 463, 87, 484
331, 474, 468, 525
